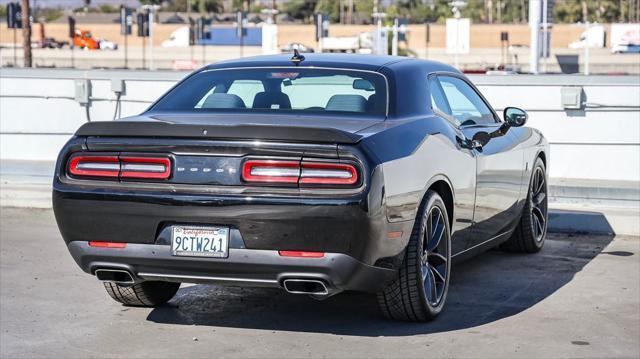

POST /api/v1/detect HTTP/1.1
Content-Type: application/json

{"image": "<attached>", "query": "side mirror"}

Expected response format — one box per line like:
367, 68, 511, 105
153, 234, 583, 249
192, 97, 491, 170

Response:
503, 107, 528, 127
472, 131, 492, 147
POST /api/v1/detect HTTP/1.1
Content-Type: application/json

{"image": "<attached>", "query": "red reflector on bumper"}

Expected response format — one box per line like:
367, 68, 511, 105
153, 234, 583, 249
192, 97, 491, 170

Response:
88, 241, 127, 248
278, 250, 325, 258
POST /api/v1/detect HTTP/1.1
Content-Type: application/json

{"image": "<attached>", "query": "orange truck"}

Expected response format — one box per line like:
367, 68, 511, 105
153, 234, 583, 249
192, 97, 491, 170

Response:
73, 29, 118, 50
73, 29, 100, 49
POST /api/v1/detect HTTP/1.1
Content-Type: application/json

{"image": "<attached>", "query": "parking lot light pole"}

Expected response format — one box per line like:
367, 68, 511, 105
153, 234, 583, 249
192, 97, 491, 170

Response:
148, 6, 155, 71
372, 12, 386, 55
392, 18, 398, 56
21, 0, 32, 67
583, 1, 590, 75
529, 0, 541, 74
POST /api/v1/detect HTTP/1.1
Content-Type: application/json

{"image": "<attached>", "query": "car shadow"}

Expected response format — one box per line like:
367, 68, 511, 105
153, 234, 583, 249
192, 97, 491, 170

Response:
147, 232, 615, 337
548, 208, 617, 236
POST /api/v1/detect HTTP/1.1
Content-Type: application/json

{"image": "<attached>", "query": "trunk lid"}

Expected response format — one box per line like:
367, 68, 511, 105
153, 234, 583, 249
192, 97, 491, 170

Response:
77, 113, 382, 144
77, 114, 375, 187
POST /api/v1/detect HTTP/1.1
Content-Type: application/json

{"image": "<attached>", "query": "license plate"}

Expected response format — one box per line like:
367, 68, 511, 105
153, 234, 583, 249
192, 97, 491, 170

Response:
171, 226, 229, 258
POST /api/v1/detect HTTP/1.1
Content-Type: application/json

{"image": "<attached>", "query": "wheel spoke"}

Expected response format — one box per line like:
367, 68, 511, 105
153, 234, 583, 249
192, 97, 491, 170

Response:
531, 207, 545, 237
535, 171, 545, 195
535, 214, 545, 234
532, 206, 545, 225
430, 210, 441, 238
430, 265, 446, 284
428, 252, 447, 266
534, 192, 546, 205
537, 218, 544, 236
428, 267, 437, 301
421, 263, 429, 281
423, 265, 435, 302
427, 222, 444, 251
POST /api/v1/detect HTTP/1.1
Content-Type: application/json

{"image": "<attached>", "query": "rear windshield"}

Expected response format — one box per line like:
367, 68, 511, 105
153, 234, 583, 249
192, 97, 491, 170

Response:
151, 67, 387, 117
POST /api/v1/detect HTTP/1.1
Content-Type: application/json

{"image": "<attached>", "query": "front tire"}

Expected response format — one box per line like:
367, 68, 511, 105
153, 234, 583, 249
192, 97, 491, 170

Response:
377, 190, 452, 322
501, 158, 548, 253
103, 281, 180, 307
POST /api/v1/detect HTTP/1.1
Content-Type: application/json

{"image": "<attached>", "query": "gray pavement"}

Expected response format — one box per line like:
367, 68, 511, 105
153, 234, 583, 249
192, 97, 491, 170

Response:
0, 207, 639, 358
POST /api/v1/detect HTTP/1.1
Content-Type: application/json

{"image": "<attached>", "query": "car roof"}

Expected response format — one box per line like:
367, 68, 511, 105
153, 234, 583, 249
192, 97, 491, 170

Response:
204, 53, 460, 74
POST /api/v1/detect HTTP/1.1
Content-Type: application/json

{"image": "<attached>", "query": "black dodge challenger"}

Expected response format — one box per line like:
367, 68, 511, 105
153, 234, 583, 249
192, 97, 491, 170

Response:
53, 53, 549, 322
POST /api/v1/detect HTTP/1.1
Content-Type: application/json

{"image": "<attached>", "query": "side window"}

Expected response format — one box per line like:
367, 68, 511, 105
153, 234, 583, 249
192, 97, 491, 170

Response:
429, 77, 453, 119
438, 76, 496, 126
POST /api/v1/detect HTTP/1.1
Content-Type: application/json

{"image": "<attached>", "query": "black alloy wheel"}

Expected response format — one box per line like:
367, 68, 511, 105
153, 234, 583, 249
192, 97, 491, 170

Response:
378, 190, 452, 322
421, 206, 449, 307
501, 158, 548, 253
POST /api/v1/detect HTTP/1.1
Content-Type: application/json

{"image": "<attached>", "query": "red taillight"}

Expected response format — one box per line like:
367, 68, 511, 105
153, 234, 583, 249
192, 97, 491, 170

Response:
241, 160, 359, 186
299, 162, 358, 185
279, 250, 325, 258
67, 154, 171, 180
68, 155, 120, 178
242, 160, 300, 184
120, 156, 171, 179
88, 241, 127, 248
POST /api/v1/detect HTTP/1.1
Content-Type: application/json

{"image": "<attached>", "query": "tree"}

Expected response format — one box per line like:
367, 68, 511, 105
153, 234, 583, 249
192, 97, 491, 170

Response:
282, 0, 318, 22
198, 0, 223, 13
315, 0, 341, 22
98, 4, 117, 13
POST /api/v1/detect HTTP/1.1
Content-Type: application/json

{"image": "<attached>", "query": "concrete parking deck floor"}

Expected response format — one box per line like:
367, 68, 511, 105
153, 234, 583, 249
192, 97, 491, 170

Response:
1, 208, 638, 358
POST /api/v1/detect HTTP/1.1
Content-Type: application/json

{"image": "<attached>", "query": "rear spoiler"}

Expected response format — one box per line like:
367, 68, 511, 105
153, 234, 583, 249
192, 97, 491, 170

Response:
75, 121, 362, 144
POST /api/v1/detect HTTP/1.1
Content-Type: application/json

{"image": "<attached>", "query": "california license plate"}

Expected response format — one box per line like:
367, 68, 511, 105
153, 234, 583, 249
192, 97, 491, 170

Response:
171, 226, 229, 258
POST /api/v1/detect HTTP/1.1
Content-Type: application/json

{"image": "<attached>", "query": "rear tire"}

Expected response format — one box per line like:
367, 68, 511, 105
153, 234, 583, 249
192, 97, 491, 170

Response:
501, 158, 548, 253
103, 281, 180, 307
377, 190, 452, 322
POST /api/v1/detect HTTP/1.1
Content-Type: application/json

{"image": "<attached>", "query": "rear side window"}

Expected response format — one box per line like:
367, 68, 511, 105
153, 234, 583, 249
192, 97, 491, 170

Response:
429, 77, 452, 117
437, 76, 496, 126
152, 67, 387, 117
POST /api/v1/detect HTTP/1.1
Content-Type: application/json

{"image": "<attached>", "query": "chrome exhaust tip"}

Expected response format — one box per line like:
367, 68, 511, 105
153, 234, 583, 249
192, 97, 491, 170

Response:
282, 279, 330, 296
95, 269, 135, 285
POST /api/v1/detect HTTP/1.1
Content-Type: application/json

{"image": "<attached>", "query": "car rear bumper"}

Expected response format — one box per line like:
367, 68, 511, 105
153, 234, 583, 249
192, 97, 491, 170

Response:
68, 241, 397, 293
53, 183, 413, 266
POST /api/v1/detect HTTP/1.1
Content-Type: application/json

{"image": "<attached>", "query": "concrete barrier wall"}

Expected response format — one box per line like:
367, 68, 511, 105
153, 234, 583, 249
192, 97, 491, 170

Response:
1, 69, 638, 184
468, 75, 640, 182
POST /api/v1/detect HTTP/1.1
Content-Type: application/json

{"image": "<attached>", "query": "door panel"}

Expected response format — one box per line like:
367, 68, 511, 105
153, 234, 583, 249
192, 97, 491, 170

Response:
460, 126, 524, 248
427, 77, 477, 255
433, 75, 524, 249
